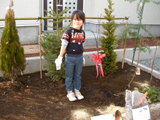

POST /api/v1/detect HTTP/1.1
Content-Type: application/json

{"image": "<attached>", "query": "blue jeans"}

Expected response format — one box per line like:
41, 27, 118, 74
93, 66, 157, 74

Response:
64, 55, 83, 92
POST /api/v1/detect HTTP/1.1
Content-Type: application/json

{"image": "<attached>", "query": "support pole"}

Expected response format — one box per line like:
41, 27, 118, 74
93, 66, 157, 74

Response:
0, 17, 128, 21
150, 40, 159, 81
9, 0, 13, 8
128, 39, 141, 88
56, 0, 58, 28
9, 0, 11, 7
122, 17, 129, 69
39, 15, 42, 79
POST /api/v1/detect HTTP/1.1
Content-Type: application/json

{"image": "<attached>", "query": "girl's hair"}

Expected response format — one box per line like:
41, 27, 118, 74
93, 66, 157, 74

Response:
71, 10, 85, 23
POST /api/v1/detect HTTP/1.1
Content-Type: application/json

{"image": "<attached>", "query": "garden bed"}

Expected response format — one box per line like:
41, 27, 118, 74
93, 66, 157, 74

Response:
0, 62, 160, 120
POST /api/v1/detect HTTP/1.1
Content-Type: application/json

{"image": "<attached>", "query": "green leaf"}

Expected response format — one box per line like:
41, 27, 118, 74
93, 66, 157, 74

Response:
151, 0, 160, 4
145, 0, 150, 2
150, 97, 155, 102
145, 88, 149, 92
148, 91, 152, 95
154, 89, 158, 94
139, 88, 143, 92
157, 95, 160, 100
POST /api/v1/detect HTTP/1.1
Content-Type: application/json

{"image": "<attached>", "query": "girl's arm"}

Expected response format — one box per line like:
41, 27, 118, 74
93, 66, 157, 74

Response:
59, 47, 66, 57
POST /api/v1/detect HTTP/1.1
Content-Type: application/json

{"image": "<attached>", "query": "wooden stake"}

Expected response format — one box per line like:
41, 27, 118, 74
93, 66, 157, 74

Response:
99, 66, 102, 91
9, 0, 13, 8
122, 17, 128, 69
150, 40, 159, 81
39, 15, 42, 79
128, 39, 141, 87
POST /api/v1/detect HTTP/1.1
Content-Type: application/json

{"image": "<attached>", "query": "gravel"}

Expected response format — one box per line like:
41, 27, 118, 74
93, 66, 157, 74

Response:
138, 57, 160, 71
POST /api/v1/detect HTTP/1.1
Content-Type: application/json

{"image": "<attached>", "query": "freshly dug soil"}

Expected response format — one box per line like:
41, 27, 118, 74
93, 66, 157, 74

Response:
0, 62, 160, 120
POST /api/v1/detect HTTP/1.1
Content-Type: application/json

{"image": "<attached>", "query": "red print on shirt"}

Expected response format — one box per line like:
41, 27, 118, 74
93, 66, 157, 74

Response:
62, 33, 70, 39
70, 33, 84, 44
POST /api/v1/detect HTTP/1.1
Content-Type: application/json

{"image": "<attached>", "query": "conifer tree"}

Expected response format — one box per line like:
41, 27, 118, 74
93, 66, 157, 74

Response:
100, 0, 117, 74
41, 8, 70, 82
0, 8, 26, 84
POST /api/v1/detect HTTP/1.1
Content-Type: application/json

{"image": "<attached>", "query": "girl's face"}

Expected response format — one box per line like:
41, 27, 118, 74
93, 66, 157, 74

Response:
72, 15, 83, 30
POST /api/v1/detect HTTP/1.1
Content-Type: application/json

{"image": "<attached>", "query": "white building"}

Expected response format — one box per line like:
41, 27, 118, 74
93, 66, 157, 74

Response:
0, 0, 160, 45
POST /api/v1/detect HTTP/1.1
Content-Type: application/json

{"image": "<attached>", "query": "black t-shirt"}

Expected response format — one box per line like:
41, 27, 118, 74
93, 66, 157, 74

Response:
61, 27, 85, 56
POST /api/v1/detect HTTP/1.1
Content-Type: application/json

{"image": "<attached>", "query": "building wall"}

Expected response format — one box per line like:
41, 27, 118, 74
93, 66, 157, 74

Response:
0, 0, 160, 45
0, 0, 40, 44
0, 0, 40, 26
84, 0, 160, 24
1, 0, 160, 26
83, 0, 160, 38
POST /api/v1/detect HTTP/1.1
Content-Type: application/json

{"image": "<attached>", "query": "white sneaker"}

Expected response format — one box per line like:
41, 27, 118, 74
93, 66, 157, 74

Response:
75, 91, 84, 100
67, 92, 77, 102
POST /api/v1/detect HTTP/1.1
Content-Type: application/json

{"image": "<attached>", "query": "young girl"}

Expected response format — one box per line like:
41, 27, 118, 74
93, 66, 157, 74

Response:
55, 10, 85, 101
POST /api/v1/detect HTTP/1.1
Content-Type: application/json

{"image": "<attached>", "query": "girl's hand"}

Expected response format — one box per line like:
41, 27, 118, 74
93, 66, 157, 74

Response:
55, 56, 63, 70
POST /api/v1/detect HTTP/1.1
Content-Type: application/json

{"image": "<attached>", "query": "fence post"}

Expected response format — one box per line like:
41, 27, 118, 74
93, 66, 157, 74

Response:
39, 15, 42, 79
122, 17, 129, 69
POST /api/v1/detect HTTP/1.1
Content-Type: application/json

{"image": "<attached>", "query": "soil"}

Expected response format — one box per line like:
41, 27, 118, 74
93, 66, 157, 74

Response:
0, 37, 160, 120
0, 62, 160, 120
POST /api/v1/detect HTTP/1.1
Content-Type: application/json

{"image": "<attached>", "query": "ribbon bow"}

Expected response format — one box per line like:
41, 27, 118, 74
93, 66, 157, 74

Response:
91, 53, 106, 77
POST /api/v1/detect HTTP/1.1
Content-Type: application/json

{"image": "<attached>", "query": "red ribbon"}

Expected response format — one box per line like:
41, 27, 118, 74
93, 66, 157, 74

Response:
91, 53, 106, 77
